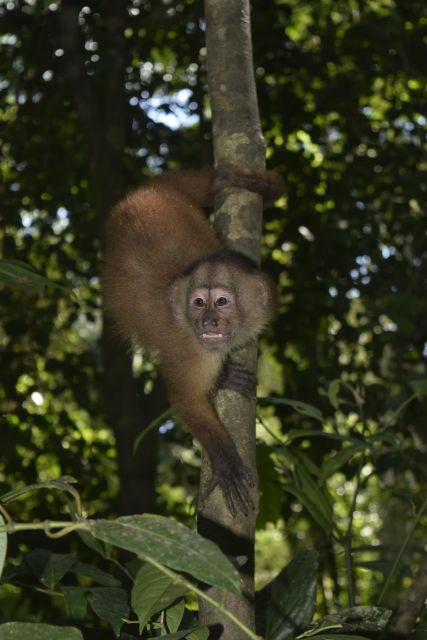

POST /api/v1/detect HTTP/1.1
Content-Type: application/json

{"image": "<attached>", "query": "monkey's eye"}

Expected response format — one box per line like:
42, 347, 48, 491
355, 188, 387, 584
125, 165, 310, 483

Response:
193, 297, 206, 307
216, 297, 228, 307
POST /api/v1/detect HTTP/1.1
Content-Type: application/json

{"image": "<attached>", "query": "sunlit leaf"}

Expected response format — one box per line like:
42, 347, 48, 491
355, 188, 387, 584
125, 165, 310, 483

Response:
328, 378, 341, 409
87, 515, 240, 593
259, 550, 318, 640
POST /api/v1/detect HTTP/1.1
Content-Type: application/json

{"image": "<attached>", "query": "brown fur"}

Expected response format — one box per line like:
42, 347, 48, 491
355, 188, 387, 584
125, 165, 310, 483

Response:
103, 167, 283, 514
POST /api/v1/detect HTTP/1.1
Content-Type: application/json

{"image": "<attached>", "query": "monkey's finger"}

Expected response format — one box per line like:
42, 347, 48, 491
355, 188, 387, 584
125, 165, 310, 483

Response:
206, 474, 220, 497
223, 489, 238, 518
206, 475, 238, 517
231, 479, 253, 516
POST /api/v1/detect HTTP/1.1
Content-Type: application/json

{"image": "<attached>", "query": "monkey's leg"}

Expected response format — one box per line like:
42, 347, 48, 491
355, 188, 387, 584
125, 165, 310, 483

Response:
218, 360, 257, 398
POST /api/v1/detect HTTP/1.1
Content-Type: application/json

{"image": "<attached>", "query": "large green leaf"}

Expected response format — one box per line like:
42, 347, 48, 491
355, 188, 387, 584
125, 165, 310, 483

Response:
259, 550, 318, 640
131, 563, 188, 632
87, 515, 240, 593
0, 622, 83, 640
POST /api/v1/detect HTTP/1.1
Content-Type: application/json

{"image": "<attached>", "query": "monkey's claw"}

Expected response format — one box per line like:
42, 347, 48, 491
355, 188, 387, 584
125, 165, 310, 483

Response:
207, 460, 255, 517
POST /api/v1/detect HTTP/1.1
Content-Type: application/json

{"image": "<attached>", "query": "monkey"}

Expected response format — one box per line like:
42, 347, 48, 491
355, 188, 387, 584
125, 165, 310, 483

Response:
102, 166, 284, 515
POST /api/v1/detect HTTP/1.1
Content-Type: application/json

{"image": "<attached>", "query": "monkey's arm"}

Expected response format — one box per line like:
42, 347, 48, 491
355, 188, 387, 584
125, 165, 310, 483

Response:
169, 388, 255, 516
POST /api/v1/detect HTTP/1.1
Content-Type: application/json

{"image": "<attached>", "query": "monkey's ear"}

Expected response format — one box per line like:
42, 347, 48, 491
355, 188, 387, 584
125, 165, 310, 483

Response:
253, 273, 276, 311
168, 276, 188, 326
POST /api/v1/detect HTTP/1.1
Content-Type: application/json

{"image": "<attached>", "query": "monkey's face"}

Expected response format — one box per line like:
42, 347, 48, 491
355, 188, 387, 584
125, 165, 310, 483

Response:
188, 286, 238, 349
169, 259, 274, 352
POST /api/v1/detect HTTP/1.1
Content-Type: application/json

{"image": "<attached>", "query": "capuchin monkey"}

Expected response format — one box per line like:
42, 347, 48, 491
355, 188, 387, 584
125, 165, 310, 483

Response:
103, 166, 284, 515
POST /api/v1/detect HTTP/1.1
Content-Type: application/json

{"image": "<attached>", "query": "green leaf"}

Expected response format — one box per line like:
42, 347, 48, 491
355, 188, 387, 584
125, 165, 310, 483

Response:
155, 630, 209, 640
257, 446, 282, 527
165, 599, 186, 633
77, 529, 112, 559
134, 408, 174, 453
0, 622, 84, 639
61, 587, 87, 619
87, 587, 129, 638
320, 445, 364, 480
0, 259, 68, 294
0, 514, 7, 579
183, 629, 209, 640
260, 550, 318, 640
25, 550, 76, 590
328, 378, 341, 409
285, 429, 350, 443
260, 397, 324, 422
132, 563, 188, 632
70, 560, 120, 586
311, 636, 370, 639
0, 478, 79, 506
409, 379, 427, 397
87, 515, 240, 593
292, 454, 335, 534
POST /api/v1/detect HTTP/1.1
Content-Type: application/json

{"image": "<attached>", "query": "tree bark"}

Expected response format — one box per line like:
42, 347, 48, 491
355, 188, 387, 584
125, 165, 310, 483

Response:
199, 1, 266, 637
58, 0, 162, 515
382, 553, 427, 639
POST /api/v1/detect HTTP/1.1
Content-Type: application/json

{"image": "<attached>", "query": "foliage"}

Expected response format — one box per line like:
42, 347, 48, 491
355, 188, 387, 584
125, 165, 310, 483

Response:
0, 479, 231, 638
1, 0, 427, 637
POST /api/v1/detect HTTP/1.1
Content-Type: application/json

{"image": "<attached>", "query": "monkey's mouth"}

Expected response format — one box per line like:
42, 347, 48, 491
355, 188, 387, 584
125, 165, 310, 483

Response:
199, 331, 230, 346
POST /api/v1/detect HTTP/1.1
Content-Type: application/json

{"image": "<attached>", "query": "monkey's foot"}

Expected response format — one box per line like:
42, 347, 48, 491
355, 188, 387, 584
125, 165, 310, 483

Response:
213, 167, 285, 203
219, 362, 257, 398
206, 457, 255, 517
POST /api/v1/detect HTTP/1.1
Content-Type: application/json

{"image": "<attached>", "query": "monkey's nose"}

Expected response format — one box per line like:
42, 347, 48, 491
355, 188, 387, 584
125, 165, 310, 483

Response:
202, 311, 219, 327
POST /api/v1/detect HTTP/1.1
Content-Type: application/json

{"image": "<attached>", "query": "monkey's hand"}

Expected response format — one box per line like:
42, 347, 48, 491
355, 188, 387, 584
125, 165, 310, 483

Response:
218, 361, 257, 398
206, 451, 256, 517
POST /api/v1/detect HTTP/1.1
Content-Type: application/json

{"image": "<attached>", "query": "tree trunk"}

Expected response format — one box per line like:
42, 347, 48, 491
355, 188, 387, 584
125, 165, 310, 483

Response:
199, 0, 266, 637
